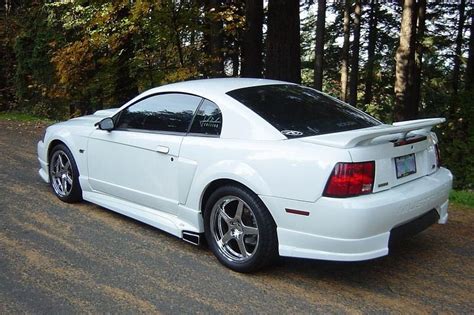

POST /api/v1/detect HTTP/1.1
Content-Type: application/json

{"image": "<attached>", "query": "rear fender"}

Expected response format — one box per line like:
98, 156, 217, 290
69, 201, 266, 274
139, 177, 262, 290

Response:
186, 160, 272, 213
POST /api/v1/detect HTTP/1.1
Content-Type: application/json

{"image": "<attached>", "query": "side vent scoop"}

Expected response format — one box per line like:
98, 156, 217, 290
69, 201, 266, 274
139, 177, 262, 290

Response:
182, 231, 201, 246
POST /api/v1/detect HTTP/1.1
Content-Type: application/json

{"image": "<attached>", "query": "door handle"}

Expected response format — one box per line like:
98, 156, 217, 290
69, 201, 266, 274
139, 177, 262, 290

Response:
155, 145, 169, 154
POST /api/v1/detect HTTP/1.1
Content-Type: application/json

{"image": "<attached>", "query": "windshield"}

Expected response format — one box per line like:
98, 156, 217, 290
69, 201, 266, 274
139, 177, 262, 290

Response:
227, 84, 381, 138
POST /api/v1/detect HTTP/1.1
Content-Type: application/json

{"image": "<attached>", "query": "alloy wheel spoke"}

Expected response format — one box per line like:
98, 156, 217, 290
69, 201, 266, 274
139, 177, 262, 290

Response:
220, 231, 233, 245
62, 161, 70, 172
236, 238, 248, 258
55, 159, 61, 172
242, 225, 258, 236
219, 206, 232, 225
57, 178, 64, 193
66, 174, 73, 185
62, 177, 68, 193
58, 154, 65, 168
234, 200, 244, 221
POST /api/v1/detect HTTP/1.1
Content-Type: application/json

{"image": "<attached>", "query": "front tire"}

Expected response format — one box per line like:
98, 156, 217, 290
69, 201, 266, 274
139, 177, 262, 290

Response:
204, 185, 278, 272
49, 144, 82, 203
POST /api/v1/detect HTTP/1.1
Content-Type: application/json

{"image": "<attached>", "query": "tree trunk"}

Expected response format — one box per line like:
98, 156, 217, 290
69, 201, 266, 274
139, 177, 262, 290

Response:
241, 0, 263, 78
313, 0, 326, 91
363, 0, 378, 107
232, 44, 240, 77
452, 0, 466, 94
394, 0, 417, 121
171, 3, 184, 67
349, 0, 361, 106
265, 0, 301, 83
205, 0, 224, 77
340, 0, 350, 102
411, 0, 426, 118
466, 8, 474, 88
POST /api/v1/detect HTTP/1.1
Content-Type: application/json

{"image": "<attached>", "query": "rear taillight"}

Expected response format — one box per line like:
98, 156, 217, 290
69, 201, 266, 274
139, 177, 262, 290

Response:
323, 161, 375, 198
435, 144, 441, 168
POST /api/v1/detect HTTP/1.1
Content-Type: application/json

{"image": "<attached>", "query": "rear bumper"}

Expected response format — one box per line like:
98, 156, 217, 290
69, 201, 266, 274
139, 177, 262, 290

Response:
389, 209, 439, 245
260, 167, 453, 261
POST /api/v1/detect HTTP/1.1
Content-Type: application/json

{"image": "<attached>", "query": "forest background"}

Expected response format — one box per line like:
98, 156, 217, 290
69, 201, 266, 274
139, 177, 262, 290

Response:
0, 0, 472, 190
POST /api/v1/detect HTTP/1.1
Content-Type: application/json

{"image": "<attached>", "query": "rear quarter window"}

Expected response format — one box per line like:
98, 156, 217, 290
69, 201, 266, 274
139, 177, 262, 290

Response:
189, 99, 222, 136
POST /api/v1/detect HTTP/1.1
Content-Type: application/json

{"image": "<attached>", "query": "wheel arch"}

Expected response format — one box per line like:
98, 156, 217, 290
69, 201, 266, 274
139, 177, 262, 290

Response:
46, 129, 81, 164
199, 178, 276, 224
46, 134, 86, 184
47, 139, 67, 160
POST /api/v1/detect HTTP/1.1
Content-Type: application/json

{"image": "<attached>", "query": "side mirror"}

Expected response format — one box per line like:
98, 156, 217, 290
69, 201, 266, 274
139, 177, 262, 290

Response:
95, 117, 114, 131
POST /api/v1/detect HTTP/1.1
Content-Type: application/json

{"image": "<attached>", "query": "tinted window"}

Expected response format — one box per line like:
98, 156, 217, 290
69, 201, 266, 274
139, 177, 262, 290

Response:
189, 100, 222, 136
116, 93, 201, 133
227, 85, 380, 138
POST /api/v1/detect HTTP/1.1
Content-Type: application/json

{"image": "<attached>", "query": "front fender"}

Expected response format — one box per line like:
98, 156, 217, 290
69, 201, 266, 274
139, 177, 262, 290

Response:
43, 126, 92, 190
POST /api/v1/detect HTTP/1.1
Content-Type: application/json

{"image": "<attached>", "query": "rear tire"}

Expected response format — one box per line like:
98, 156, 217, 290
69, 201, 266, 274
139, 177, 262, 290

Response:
204, 185, 278, 272
49, 144, 82, 203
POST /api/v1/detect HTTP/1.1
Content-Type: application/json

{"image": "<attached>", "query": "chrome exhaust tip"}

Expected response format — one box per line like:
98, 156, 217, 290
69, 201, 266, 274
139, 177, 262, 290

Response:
182, 231, 200, 246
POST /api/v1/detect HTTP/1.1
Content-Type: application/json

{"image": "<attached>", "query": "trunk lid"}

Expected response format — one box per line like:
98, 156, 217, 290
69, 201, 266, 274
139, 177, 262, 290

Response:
300, 118, 444, 192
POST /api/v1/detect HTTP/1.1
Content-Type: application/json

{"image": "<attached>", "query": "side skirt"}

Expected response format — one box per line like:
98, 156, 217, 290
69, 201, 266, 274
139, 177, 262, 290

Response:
83, 191, 201, 239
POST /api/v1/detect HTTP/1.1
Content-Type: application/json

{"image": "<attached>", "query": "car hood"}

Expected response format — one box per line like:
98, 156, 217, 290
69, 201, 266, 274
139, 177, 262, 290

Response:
56, 108, 120, 127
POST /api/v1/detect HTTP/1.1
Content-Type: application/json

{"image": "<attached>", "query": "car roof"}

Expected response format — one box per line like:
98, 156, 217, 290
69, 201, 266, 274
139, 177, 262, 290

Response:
119, 78, 295, 141
149, 78, 294, 96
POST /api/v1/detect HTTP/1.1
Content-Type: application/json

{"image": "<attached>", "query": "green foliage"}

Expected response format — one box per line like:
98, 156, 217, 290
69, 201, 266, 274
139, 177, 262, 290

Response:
450, 190, 474, 208
8, 1, 246, 118
0, 111, 56, 123
437, 90, 474, 189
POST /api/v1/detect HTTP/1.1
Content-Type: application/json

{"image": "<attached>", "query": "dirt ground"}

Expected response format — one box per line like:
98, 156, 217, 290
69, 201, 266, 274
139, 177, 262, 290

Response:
0, 119, 473, 314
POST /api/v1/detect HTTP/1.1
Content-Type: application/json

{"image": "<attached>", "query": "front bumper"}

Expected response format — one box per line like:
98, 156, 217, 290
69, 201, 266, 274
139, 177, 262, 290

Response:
260, 167, 453, 261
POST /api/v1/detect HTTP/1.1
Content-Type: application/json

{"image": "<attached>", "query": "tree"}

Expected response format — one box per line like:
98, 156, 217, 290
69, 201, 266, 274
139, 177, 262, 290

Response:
452, 0, 466, 94
363, 0, 378, 107
241, 0, 263, 77
340, 0, 350, 101
349, 0, 361, 106
467, 7, 474, 88
313, 0, 326, 90
394, 0, 417, 121
0, 0, 14, 110
205, 0, 225, 76
412, 0, 426, 118
266, 0, 301, 83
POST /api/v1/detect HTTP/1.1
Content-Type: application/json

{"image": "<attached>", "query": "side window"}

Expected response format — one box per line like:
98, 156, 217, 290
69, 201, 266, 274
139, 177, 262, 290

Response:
116, 93, 202, 133
189, 100, 222, 136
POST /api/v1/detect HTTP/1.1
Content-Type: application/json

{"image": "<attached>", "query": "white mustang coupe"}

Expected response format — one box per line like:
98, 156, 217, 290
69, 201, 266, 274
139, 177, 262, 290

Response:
37, 78, 453, 272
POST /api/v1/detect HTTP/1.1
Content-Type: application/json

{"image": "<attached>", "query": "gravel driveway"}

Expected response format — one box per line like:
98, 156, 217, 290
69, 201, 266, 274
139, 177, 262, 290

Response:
0, 119, 473, 313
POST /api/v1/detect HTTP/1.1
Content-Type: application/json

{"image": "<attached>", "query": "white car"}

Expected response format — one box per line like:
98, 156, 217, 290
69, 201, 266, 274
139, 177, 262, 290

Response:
37, 78, 453, 272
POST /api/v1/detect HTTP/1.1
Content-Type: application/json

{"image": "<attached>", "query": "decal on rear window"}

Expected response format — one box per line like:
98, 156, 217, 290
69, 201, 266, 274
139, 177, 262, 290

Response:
281, 130, 303, 137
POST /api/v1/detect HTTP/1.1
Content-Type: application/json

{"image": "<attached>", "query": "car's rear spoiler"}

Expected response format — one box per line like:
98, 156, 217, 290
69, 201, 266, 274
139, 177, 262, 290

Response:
300, 118, 445, 149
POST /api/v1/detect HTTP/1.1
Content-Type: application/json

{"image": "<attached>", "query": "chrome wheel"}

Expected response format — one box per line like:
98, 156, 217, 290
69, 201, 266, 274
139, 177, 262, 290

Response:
50, 150, 73, 197
210, 196, 259, 262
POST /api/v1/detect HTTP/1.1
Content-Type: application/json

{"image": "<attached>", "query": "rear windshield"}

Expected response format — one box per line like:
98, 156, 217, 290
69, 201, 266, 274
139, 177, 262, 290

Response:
226, 84, 381, 138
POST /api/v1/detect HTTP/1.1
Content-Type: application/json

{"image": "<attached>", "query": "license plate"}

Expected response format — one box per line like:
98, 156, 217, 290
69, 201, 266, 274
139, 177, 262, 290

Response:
395, 153, 417, 179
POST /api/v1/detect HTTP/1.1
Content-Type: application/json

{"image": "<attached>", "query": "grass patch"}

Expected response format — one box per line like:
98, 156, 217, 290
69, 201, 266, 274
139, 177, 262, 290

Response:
450, 190, 474, 208
0, 111, 56, 123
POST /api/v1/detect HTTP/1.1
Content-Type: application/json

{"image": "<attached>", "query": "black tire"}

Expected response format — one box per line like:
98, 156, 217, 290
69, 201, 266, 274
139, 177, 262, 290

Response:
204, 185, 278, 272
49, 144, 83, 203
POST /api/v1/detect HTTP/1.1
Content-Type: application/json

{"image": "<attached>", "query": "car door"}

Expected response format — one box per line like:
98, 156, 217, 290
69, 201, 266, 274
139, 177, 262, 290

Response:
87, 93, 203, 214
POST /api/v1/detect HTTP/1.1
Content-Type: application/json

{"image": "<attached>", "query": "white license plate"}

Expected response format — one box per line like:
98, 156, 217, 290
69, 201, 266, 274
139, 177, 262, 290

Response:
395, 153, 417, 179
